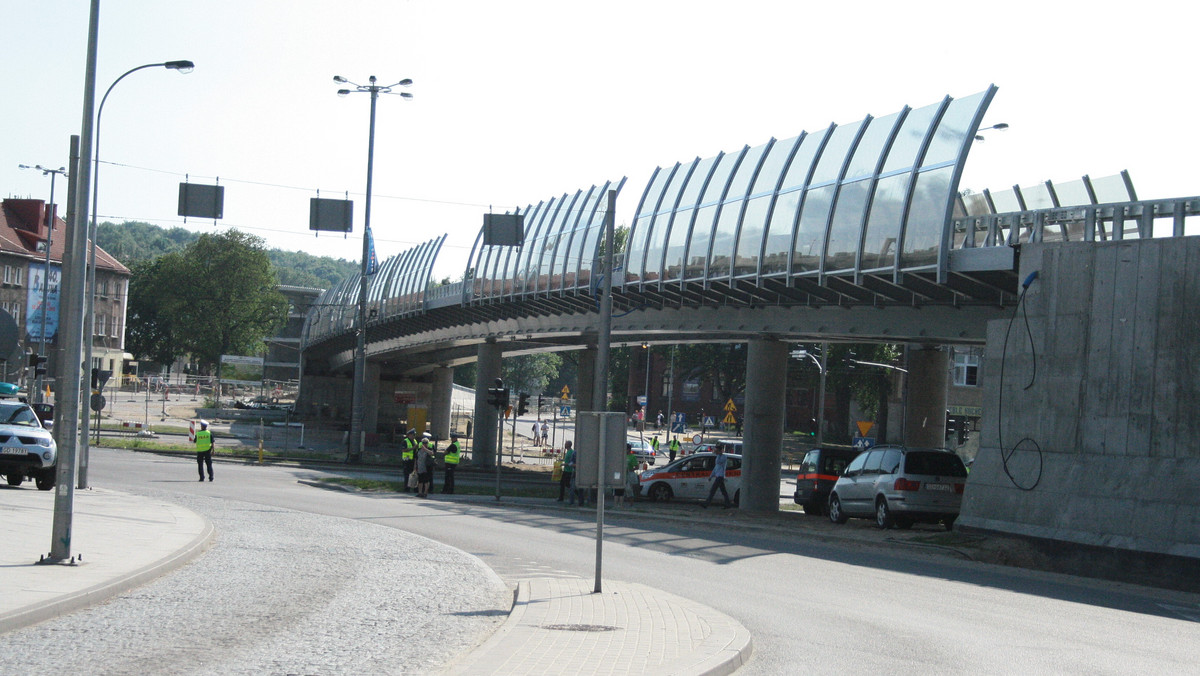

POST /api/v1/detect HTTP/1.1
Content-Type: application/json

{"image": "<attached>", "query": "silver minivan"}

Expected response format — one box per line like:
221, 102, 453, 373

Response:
827, 446, 968, 530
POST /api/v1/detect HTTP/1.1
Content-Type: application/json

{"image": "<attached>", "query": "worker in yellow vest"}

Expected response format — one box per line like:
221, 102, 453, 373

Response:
442, 433, 461, 494
195, 420, 214, 482
668, 436, 681, 463
402, 428, 417, 492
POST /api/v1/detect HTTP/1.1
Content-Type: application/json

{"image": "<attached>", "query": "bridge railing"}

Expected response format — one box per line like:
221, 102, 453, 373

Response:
953, 197, 1199, 247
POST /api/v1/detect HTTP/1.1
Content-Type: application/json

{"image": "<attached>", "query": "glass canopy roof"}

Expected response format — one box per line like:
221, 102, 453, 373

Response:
624, 86, 996, 288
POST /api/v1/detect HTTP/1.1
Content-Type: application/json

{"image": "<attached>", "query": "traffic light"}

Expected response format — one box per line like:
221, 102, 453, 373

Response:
843, 351, 857, 369
516, 392, 529, 417
487, 386, 509, 409
28, 353, 47, 378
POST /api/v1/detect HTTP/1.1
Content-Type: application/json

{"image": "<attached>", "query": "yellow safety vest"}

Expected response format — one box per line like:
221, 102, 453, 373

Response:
669, 439, 681, 451
195, 429, 212, 452
402, 437, 415, 460
444, 443, 460, 465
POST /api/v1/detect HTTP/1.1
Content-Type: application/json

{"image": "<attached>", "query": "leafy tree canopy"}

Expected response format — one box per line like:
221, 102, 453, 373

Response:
125, 229, 289, 373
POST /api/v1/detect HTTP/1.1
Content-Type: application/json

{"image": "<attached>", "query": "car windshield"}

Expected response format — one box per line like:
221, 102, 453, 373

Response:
0, 403, 40, 426
904, 451, 968, 477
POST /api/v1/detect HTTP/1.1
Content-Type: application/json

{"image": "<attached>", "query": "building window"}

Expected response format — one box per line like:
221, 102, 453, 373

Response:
110, 316, 120, 337
96, 314, 107, 337
3, 265, 20, 285
953, 349, 980, 387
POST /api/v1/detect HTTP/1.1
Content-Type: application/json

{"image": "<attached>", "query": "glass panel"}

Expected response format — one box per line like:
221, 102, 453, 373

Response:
1052, 179, 1093, 206
640, 160, 696, 282
685, 204, 719, 278
554, 188, 597, 292
1090, 174, 1133, 203
794, 185, 835, 273
626, 167, 673, 283
882, 102, 940, 173
809, 120, 864, 185
824, 178, 872, 271
843, 112, 901, 181
751, 135, 801, 195
961, 191, 991, 216
990, 189, 1022, 213
662, 209, 694, 281
901, 166, 954, 269
1020, 183, 1054, 210
517, 201, 553, 294
779, 128, 829, 191
761, 191, 799, 275
656, 157, 716, 282
922, 91, 985, 167
733, 195, 772, 276
724, 143, 768, 201
574, 188, 611, 291
684, 153, 741, 279
534, 193, 577, 293
862, 173, 911, 270
709, 202, 742, 280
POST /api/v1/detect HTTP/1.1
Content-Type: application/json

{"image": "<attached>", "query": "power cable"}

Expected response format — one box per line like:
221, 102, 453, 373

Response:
996, 270, 1043, 491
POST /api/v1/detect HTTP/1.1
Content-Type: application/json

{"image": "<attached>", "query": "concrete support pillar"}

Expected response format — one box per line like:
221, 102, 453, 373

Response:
431, 366, 453, 441
363, 362, 381, 438
576, 343, 597, 412
741, 338, 788, 513
904, 345, 949, 448
473, 340, 502, 466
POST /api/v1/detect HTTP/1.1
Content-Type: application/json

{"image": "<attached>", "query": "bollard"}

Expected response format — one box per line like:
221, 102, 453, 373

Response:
258, 439, 264, 464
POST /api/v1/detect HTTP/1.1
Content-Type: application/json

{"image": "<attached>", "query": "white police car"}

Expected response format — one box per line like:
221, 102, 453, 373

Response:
0, 385, 57, 491
638, 452, 742, 504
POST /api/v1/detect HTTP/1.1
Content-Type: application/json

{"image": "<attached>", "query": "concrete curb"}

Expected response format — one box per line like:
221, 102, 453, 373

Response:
0, 508, 215, 634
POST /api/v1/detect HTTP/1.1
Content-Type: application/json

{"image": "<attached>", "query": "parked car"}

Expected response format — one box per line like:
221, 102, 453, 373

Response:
638, 452, 741, 504
628, 439, 657, 465
691, 439, 742, 456
827, 446, 968, 530
793, 447, 860, 515
0, 399, 57, 490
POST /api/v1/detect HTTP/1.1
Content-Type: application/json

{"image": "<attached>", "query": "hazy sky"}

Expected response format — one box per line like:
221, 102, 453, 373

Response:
5, 1, 1196, 283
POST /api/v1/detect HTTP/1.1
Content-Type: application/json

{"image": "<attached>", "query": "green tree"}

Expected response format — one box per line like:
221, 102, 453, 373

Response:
125, 258, 185, 372
128, 230, 288, 379
503, 353, 562, 397
672, 343, 747, 404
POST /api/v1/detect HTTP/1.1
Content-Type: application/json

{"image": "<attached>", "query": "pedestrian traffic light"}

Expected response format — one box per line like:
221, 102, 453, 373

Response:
516, 392, 529, 417
28, 353, 47, 378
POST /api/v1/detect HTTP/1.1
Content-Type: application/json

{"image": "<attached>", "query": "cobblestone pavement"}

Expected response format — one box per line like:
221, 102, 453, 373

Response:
0, 490, 512, 675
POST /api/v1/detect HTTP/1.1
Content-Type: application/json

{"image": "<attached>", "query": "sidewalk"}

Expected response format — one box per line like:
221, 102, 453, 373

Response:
1, 486, 751, 676
0, 486, 214, 632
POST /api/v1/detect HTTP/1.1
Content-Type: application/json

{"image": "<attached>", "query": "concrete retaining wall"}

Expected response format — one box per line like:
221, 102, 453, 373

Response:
959, 237, 1200, 560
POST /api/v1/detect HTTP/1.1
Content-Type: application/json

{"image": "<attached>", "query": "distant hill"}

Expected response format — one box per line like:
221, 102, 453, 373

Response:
97, 220, 356, 290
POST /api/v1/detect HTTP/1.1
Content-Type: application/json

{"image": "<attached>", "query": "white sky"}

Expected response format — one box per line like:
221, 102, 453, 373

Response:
4, 0, 1197, 284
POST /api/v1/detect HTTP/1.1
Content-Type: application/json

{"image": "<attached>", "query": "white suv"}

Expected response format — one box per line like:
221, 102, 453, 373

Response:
0, 400, 57, 490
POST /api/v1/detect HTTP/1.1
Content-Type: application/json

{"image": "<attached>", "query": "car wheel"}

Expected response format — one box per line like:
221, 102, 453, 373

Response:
35, 472, 55, 491
6, 473, 22, 487
648, 482, 673, 502
828, 494, 848, 524
943, 516, 956, 531
875, 497, 894, 529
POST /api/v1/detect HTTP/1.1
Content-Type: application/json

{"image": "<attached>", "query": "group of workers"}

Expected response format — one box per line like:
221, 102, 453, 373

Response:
401, 428, 461, 496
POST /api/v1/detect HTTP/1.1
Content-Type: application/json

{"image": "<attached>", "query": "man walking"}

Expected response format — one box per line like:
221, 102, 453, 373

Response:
669, 436, 681, 463
442, 433, 461, 494
195, 420, 214, 482
702, 445, 731, 509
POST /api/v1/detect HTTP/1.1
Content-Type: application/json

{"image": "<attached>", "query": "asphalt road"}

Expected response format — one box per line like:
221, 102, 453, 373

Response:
14, 448, 1200, 674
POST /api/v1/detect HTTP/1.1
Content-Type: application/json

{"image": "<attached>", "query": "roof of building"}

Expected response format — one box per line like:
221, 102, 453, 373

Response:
0, 199, 129, 275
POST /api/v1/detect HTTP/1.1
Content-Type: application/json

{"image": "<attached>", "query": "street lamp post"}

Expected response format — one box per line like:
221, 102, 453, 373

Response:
333, 75, 413, 462
17, 163, 68, 404
78, 59, 194, 489
640, 342, 650, 449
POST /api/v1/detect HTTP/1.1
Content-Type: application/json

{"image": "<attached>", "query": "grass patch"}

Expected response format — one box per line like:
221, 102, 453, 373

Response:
318, 477, 558, 499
